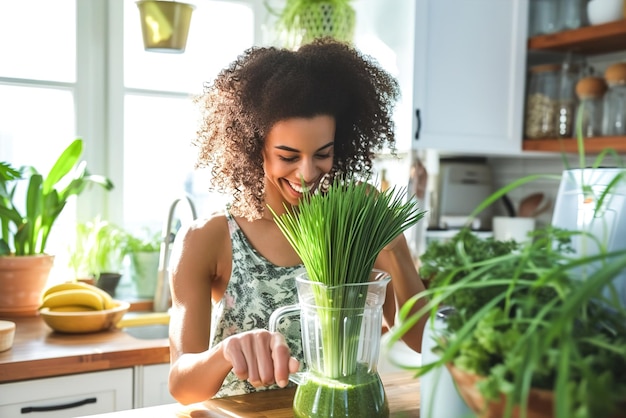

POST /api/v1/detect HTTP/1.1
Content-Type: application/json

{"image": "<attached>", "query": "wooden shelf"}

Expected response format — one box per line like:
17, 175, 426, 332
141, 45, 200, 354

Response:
522, 136, 626, 153
528, 19, 626, 55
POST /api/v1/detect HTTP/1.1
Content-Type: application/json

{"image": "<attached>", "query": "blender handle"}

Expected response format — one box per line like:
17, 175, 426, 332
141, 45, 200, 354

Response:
268, 304, 307, 385
269, 304, 300, 332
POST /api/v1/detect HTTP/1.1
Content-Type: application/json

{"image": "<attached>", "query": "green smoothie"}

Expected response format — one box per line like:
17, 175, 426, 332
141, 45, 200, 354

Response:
293, 365, 389, 417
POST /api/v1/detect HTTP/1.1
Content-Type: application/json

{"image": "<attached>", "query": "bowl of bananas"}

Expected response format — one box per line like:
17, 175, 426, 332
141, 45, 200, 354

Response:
38, 282, 130, 333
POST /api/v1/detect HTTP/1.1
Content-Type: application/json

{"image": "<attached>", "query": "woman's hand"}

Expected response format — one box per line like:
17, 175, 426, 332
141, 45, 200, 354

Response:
221, 329, 300, 388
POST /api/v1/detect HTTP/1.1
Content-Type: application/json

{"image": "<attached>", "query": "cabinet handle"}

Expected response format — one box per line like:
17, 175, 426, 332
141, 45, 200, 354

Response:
414, 108, 421, 140
21, 397, 97, 414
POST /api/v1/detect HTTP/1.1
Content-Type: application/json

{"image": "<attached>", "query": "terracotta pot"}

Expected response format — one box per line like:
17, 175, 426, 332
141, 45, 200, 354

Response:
0, 255, 54, 317
447, 363, 554, 418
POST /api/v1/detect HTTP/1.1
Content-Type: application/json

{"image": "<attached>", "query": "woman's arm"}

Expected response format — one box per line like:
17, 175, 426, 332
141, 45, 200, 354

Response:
167, 216, 297, 404
375, 232, 427, 353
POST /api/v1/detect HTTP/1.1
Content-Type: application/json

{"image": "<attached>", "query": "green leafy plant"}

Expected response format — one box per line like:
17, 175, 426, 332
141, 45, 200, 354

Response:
69, 216, 130, 281
389, 107, 626, 417
125, 228, 161, 253
391, 227, 626, 417
0, 139, 114, 256
271, 177, 425, 377
266, 0, 356, 48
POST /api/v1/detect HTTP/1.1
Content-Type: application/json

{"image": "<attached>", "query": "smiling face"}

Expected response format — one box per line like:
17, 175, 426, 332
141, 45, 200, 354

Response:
262, 115, 335, 215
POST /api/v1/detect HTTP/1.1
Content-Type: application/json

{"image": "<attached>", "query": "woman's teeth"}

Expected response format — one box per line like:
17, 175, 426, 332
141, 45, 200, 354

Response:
289, 181, 309, 193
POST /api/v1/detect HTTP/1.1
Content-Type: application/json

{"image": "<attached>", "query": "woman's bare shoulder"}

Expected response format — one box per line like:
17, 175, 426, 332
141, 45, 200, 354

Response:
172, 210, 231, 280
184, 210, 230, 245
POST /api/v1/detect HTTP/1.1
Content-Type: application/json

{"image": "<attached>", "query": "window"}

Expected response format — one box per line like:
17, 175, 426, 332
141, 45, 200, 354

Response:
120, 0, 254, 234
0, 0, 257, 284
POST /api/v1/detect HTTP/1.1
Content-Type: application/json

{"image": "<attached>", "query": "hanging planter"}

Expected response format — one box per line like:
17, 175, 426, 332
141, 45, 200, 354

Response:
269, 0, 356, 49
136, 0, 195, 53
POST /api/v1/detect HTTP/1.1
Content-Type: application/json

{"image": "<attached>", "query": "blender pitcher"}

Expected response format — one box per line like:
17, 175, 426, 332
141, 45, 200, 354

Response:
269, 270, 391, 418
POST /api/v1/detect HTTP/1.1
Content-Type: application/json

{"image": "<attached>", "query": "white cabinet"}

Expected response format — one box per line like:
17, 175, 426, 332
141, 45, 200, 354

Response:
411, 0, 529, 155
0, 368, 133, 418
134, 364, 176, 408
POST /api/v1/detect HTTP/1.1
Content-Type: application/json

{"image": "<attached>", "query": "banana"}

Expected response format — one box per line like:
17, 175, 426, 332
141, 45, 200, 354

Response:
83, 283, 116, 310
49, 305, 99, 312
41, 282, 89, 300
41, 282, 116, 310
40, 289, 105, 311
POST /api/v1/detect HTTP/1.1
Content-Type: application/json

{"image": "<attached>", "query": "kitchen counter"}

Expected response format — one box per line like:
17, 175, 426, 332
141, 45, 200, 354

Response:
0, 313, 169, 383
87, 371, 420, 417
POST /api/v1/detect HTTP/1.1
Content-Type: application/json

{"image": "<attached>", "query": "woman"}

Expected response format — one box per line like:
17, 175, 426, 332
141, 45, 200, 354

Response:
168, 38, 427, 404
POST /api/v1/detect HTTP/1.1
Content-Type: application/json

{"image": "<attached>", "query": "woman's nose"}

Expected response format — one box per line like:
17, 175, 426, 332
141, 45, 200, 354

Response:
297, 158, 318, 184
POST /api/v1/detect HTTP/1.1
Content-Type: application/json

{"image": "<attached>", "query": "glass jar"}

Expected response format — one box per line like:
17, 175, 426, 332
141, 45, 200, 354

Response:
525, 64, 559, 139
575, 76, 608, 138
528, 0, 558, 37
556, 0, 587, 31
555, 60, 580, 138
602, 63, 626, 136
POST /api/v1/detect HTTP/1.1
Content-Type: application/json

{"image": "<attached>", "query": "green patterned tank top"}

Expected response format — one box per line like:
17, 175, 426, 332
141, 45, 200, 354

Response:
209, 210, 304, 398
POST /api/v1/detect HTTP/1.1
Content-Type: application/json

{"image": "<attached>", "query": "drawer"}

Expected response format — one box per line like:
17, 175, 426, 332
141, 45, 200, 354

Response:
0, 368, 133, 417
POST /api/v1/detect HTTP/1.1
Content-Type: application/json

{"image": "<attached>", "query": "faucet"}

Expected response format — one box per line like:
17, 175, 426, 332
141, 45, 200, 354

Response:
153, 195, 198, 312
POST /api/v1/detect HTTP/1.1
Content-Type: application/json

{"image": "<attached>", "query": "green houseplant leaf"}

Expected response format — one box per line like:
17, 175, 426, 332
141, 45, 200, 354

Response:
0, 138, 114, 256
69, 216, 131, 281
265, 0, 356, 48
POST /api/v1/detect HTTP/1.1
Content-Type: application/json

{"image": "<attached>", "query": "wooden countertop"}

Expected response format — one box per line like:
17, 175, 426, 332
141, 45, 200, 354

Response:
87, 371, 420, 417
0, 314, 169, 383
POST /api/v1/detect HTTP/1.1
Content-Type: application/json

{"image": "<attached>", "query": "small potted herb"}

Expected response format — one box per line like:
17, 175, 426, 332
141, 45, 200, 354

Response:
69, 217, 129, 297
125, 228, 161, 299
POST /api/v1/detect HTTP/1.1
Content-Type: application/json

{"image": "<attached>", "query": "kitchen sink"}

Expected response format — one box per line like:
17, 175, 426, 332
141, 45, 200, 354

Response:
122, 323, 169, 340
118, 311, 170, 340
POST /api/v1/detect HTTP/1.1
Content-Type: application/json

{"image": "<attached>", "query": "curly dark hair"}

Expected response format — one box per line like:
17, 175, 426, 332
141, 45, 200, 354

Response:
193, 38, 400, 220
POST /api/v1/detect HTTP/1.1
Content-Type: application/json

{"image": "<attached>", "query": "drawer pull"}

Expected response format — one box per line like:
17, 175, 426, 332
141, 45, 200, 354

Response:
21, 397, 97, 414
414, 108, 421, 140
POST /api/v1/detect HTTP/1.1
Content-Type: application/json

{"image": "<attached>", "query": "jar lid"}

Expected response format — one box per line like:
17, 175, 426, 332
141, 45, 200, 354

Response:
529, 63, 560, 73
576, 76, 608, 98
605, 63, 626, 85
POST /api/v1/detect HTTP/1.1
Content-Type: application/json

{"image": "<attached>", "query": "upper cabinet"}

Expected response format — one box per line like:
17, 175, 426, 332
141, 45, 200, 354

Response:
411, 0, 529, 155
523, 20, 626, 153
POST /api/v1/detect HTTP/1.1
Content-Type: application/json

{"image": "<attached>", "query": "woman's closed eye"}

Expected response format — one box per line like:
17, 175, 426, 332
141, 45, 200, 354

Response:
278, 155, 298, 162
278, 153, 332, 163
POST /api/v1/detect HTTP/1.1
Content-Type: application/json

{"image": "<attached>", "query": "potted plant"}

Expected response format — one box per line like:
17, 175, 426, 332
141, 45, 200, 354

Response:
0, 139, 113, 316
125, 228, 161, 299
389, 115, 626, 417
390, 225, 626, 418
69, 217, 129, 297
266, 0, 356, 49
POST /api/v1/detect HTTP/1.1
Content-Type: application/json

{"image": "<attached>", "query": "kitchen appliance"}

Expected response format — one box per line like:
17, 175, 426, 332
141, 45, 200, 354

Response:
434, 160, 494, 230
551, 168, 626, 306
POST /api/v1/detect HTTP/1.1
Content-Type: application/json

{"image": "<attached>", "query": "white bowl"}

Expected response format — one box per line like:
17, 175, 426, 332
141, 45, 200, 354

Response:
587, 0, 624, 25
0, 320, 16, 352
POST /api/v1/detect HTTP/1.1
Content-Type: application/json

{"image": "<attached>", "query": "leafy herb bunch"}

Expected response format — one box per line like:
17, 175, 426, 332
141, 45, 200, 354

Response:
393, 227, 626, 417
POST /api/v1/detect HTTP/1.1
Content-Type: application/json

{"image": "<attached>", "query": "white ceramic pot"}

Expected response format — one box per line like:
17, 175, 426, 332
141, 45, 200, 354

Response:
587, 0, 624, 25
420, 307, 472, 418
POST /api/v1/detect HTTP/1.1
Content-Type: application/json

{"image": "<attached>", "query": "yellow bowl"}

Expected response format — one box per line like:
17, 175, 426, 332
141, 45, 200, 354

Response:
39, 301, 130, 334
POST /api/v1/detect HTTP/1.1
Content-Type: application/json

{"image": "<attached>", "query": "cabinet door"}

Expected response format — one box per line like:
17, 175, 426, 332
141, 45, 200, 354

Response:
0, 368, 133, 417
412, 0, 529, 155
136, 363, 176, 408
